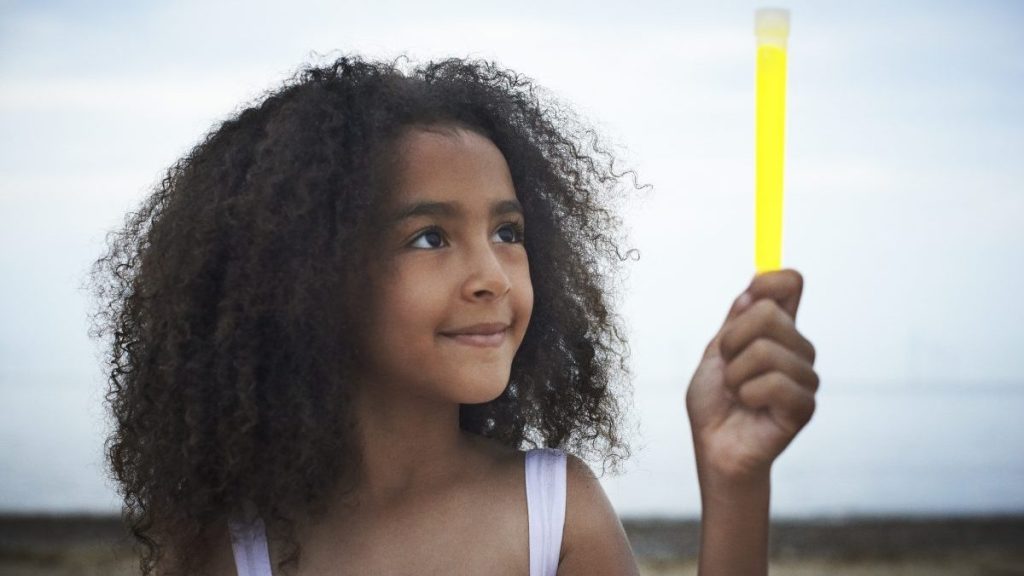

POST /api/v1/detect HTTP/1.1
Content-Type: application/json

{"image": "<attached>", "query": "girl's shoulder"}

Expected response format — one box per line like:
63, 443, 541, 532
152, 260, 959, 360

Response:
476, 436, 637, 574
557, 453, 641, 575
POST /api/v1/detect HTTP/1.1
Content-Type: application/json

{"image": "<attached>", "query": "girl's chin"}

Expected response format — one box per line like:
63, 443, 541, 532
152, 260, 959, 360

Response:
452, 378, 510, 405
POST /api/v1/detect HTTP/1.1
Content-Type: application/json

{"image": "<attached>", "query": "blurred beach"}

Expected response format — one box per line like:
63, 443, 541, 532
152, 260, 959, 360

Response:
2, 514, 1022, 575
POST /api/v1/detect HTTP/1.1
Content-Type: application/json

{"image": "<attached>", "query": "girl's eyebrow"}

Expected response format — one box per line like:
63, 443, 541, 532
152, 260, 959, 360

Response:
389, 199, 523, 225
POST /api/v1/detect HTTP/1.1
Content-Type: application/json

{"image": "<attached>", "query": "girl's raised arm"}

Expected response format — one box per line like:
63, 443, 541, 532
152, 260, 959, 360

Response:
687, 269, 819, 575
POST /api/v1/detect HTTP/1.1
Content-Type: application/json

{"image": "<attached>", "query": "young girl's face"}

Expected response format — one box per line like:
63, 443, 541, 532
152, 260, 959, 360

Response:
357, 126, 534, 406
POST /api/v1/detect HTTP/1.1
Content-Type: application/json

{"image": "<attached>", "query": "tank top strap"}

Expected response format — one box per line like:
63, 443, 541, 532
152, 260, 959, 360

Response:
525, 447, 568, 576
228, 513, 274, 576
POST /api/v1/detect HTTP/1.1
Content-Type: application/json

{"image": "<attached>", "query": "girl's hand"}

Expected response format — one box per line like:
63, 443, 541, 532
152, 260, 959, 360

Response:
685, 269, 819, 489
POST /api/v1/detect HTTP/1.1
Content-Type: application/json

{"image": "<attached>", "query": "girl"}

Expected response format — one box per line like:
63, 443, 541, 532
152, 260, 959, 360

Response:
89, 55, 818, 575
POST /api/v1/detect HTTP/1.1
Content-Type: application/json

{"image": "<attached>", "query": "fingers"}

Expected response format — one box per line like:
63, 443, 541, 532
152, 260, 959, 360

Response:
710, 269, 818, 440
723, 337, 820, 395
705, 268, 807, 362
734, 371, 817, 434
721, 299, 816, 365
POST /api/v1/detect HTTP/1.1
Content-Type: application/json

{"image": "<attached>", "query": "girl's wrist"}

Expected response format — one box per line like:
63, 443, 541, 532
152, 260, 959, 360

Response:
695, 465, 771, 576
698, 469, 771, 510
692, 446, 770, 500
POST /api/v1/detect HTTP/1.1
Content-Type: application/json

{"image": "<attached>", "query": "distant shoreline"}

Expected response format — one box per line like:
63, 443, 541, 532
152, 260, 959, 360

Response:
620, 514, 1024, 562
2, 513, 1023, 563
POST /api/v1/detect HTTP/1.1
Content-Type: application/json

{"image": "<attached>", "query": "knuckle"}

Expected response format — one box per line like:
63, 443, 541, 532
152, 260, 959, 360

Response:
768, 371, 790, 391
771, 308, 795, 337
757, 299, 788, 330
758, 301, 781, 329
751, 338, 773, 364
752, 298, 776, 318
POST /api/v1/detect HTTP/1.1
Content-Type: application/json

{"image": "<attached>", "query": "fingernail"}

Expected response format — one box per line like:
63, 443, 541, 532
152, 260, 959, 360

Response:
737, 291, 753, 309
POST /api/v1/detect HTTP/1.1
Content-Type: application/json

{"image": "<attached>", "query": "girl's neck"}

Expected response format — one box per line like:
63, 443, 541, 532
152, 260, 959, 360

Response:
347, 379, 474, 508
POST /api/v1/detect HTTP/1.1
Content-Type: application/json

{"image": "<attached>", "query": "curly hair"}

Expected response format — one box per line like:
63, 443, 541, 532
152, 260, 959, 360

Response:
87, 54, 645, 575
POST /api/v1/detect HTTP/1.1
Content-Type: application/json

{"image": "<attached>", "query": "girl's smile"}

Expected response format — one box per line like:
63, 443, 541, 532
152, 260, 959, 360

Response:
440, 327, 509, 347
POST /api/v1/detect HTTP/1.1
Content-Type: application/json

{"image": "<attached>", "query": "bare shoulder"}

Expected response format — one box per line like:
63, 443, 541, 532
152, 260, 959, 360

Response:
558, 453, 640, 576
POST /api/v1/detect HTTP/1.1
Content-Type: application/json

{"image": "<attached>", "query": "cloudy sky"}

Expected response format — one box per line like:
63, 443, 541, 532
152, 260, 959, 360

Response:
1, 0, 1022, 517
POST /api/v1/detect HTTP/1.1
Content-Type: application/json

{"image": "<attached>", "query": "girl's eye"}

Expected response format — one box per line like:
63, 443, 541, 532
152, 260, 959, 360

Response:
496, 221, 526, 244
409, 227, 446, 249
408, 221, 525, 250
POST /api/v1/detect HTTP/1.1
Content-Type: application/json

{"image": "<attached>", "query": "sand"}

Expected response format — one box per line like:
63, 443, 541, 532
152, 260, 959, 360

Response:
2, 514, 1023, 575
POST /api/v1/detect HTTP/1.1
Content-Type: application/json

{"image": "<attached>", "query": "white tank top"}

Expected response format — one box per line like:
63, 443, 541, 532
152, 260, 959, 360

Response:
229, 447, 567, 576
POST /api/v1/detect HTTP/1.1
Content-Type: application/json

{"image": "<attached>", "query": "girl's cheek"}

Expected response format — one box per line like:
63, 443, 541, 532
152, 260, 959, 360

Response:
516, 266, 535, 325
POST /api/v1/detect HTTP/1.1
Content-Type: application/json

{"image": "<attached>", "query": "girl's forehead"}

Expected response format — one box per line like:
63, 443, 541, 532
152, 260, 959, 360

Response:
394, 125, 493, 165
386, 126, 515, 206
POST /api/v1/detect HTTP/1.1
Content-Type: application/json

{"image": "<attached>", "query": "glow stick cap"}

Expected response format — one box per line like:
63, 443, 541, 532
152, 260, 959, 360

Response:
755, 8, 790, 47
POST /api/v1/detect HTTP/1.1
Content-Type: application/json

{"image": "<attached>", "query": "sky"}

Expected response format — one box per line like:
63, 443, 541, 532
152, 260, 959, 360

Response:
1, 0, 1022, 518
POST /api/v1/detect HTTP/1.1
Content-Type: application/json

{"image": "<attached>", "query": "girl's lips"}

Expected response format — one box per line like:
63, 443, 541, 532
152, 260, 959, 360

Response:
442, 329, 507, 347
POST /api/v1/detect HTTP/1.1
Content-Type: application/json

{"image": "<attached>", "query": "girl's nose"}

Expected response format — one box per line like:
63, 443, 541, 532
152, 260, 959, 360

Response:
461, 244, 513, 301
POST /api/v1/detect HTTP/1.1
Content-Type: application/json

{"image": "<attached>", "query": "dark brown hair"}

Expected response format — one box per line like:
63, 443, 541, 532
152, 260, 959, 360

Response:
87, 54, 645, 575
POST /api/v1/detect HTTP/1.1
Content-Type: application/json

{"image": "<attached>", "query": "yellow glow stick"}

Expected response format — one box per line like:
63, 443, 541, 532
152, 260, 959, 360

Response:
754, 8, 790, 273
